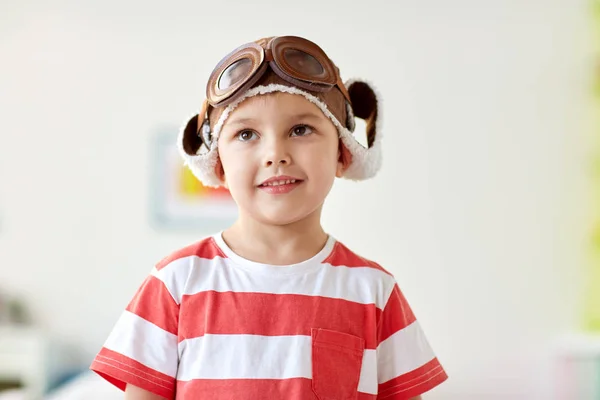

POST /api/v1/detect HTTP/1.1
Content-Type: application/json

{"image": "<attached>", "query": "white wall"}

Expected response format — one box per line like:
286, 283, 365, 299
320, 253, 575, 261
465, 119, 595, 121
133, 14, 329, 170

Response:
0, 0, 592, 398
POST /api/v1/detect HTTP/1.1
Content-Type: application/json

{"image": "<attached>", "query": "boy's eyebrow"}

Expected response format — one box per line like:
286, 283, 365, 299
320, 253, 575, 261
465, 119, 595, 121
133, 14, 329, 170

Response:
292, 112, 319, 119
291, 112, 323, 121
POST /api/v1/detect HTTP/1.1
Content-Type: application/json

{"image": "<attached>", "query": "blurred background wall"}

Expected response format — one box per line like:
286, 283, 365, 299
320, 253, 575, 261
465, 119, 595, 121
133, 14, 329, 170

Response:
0, 0, 593, 398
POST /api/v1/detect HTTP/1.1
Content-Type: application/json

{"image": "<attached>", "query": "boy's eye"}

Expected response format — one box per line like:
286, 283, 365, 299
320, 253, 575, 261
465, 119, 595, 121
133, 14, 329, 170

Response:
237, 130, 258, 141
291, 125, 314, 137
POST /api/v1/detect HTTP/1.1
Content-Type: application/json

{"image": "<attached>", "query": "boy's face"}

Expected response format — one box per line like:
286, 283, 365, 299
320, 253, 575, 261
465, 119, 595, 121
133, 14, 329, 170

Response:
217, 92, 345, 226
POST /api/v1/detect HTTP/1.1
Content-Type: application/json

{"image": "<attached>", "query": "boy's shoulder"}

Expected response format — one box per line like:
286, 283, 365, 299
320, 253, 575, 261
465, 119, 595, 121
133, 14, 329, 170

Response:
155, 235, 222, 271
325, 239, 396, 278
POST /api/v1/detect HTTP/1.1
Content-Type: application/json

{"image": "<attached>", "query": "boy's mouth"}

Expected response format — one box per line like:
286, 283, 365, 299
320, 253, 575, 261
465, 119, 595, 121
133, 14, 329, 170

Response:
259, 179, 299, 187
258, 176, 303, 194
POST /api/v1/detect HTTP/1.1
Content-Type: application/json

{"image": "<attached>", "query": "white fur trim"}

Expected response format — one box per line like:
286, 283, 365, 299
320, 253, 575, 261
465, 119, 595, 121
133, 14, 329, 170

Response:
178, 82, 382, 187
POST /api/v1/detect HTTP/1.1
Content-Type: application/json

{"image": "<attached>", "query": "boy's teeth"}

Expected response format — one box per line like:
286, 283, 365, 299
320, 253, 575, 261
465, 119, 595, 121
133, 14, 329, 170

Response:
264, 179, 297, 186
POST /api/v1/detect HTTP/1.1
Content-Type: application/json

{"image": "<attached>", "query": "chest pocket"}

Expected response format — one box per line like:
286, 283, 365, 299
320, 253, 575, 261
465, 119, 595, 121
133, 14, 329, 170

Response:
311, 328, 365, 400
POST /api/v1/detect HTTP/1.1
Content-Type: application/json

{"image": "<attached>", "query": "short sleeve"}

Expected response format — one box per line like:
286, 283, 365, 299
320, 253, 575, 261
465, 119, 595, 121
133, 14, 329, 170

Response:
376, 283, 448, 399
90, 271, 180, 399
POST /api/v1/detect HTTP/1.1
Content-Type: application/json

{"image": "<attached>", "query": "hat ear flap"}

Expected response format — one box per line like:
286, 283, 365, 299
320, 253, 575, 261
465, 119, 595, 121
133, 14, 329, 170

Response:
181, 114, 202, 156
181, 100, 211, 156
346, 80, 379, 148
336, 79, 382, 180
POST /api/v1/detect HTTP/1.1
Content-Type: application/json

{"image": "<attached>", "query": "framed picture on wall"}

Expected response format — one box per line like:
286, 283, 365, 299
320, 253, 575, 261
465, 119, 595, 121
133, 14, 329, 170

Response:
150, 128, 238, 230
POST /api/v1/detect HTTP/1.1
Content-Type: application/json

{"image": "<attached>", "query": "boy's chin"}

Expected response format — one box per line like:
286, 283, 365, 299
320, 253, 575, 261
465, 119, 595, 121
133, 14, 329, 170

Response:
248, 207, 317, 227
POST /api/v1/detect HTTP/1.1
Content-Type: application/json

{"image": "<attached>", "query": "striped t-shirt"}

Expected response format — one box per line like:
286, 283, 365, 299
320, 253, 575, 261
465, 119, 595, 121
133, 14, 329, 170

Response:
90, 234, 447, 399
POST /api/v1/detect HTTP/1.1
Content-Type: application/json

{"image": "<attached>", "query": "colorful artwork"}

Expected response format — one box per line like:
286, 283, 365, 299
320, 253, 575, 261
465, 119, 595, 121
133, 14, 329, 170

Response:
150, 129, 238, 230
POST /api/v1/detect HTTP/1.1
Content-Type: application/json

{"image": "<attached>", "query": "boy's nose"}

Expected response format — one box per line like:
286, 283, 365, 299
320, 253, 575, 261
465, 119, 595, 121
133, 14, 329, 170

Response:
263, 139, 291, 167
265, 155, 290, 167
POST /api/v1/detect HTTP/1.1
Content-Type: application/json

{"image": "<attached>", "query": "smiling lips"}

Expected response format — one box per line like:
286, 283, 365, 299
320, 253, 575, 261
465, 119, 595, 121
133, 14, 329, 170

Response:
258, 176, 303, 194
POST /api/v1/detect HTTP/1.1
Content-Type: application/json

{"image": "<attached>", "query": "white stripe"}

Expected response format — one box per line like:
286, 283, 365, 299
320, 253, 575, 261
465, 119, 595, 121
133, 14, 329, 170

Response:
151, 257, 196, 305
103, 310, 178, 378
155, 255, 395, 309
377, 321, 435, 383
177, 334, 378, 395
358, 347, 378, 394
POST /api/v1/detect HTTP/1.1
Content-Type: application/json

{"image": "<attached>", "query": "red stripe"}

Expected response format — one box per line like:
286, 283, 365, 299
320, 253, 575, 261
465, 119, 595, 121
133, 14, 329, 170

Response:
179, 291, 381, 349
377, 358, 448, 399
378, 284, 416, 344
156, 237, 225, 271
126, 275, 179, 335
323, 242, 391, 274
176, 378, 377, 400
90, 347, 175, 399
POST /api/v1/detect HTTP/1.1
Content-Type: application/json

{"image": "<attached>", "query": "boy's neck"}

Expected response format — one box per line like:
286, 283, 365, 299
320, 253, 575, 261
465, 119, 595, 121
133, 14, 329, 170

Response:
222, 209, 329, 266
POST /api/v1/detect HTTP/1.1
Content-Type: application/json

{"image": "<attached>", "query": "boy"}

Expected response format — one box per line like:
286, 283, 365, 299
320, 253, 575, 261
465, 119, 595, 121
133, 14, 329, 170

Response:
90, 35, 448, 400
